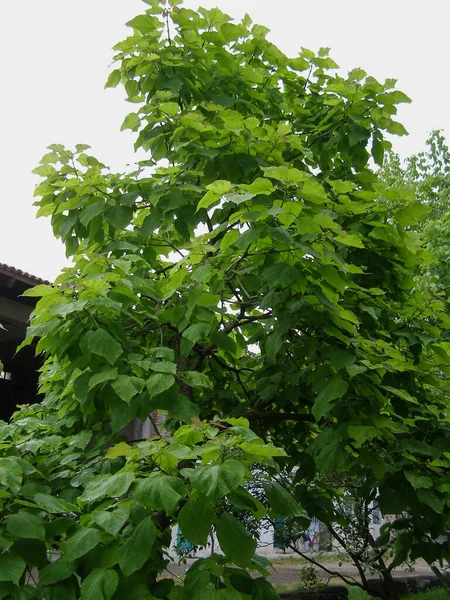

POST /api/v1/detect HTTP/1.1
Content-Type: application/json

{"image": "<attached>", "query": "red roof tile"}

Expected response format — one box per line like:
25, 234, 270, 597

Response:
0, 263, 50, 286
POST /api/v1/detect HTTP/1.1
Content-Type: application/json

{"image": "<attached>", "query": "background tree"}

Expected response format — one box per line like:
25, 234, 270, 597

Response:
0, 1, 450, 599
380, 130, 450, 296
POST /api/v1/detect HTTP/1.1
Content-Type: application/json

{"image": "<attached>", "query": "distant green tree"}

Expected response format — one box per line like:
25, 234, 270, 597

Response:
0, 2, 449, 599
380, 130, 450, 296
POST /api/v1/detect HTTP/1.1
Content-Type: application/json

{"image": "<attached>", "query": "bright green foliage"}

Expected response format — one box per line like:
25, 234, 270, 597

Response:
380, 130, 450, 297
2, 1, 450, 597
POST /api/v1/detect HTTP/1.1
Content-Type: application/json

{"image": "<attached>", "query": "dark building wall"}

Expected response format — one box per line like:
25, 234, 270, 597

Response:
0, 264, 47, 420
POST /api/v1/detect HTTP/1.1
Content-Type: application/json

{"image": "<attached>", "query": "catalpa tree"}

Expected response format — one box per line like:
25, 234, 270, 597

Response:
2, 1, 450, 598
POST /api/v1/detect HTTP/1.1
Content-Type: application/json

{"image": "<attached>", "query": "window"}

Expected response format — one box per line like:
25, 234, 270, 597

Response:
372, 499, 380, 525
273, 517, 286, 549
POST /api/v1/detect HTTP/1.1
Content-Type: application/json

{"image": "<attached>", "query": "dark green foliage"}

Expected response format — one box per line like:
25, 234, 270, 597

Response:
1, 1, 450, 598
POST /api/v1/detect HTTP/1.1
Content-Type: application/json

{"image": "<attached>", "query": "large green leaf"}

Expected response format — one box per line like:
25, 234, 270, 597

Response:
66, 528, 102, 560
88, 368, 118, 390
85, 329, 122, 365
119, 517, 156, 576
404, 471, 433, 490
112, 375, 145, 403
34, 493, 79, 514
134, 474, 185, 515
190, 461, 245, 501
126, 14, 161, 33
79, 472, 135, 504
178, 500, 215, 546
6, 513, 46, 541
216, 512, 257, 566
312, 377, 348, 420
39, 555, 76, 586
91, 508, 130, 536
146, 373, 175, 398
0, 458, 23, 493
263, 483, 305, 518
0, 553, 26, 585
106, 206, 133, 230
183, 371, 213, 389
80, 568, 119, 600
240, 441, 286, 457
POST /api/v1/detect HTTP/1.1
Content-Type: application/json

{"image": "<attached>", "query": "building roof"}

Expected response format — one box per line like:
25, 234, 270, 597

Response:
0, 263, 50, 286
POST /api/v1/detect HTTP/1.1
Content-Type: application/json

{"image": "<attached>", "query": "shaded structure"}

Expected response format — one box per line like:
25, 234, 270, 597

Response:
0, 263, 48, 420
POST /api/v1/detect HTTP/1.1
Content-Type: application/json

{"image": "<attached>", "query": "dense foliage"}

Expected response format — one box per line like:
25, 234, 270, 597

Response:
380, 130, 450, 296
2, 1, 450, 598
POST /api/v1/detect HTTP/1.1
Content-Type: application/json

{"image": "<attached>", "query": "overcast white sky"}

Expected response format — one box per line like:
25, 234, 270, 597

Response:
1, 0, 448, 281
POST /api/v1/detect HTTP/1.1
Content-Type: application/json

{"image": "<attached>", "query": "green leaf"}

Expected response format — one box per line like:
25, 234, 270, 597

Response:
372, 134, 384, 166
106, 206, 133, 230
347, 426, 377, 445
112, 375, 145, 403
79, 472, 135, 504
39, 555, 75, 586
301, 180, 329, 203
263, 483, 305, 518
216, 512, 257, 566
197, 190, 221, 212
146, 373, 175, 398
240, 441, 286, 457
329, 180, 357, 195
6, 513, 45, 541
119, 517, 156, 576
105, 442, 133, 459
183, 371, 213, 389
134, 474, 185, 515
159, 102, 180, 116
91, 508, 130, 536
34, 493, 79, 514
178, 501, 215, 546
22, 284, 56, 298
66, 528, 102, 560
206, 180, 232, 195
240, 178, 274, 195
263, 264, 302, 286
121, 113, 141, 132
88, 368, 118, 390
262, 166, 307, 184
80, 202, 104, 227
405, 472, 433, 490
150, 392, 199, 423
190, 460, 245, 501
265, 333, 283, 361
80, 568, 119, 600
211, 331, 236, 354
105, 69, 121, 88
417, 490, 445, 514
150, 361, 177, 375
182, 323, 210, 343
335, 233, 365, 248
126, 14, 160, 33
387, 121, 408, 136
226, 487, 266, 519
0, 553, 26, 585
313, 377, 349, 420
220, 230, 239, 252
85, 329, 122, 365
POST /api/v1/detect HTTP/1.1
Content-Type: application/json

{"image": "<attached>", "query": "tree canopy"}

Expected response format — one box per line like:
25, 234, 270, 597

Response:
2, 1, 450, 598
380, 130, 450, 297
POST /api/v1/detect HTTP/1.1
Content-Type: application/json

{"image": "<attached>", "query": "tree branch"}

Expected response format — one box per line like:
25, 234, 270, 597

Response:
245, 410, 314, 423
286, 543, 365, 590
